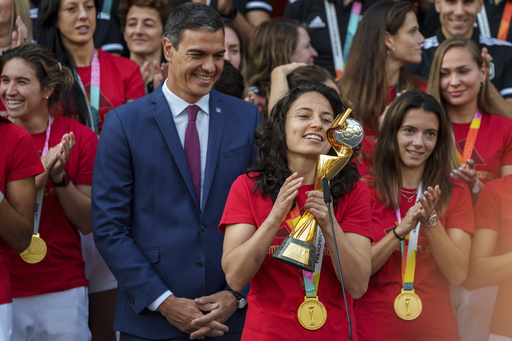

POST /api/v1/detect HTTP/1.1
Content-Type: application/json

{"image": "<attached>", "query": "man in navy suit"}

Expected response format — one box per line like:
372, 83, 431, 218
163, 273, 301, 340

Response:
91, 3, 261, 340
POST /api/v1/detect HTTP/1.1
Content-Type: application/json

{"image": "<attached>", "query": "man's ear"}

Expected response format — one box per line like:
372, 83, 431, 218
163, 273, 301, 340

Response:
434, 0, 442, 13
163, 37, 174, 63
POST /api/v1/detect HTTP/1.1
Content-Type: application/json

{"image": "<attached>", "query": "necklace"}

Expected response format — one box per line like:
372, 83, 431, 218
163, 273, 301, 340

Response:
401, 188, 418, 203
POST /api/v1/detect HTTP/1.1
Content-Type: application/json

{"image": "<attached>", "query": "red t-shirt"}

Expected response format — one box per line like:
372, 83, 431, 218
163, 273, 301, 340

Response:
9, 117, 97, 297
474, 174, 512, 337
452, 112, 512, 183
219, 174, 372, 340
74, 49, 144, 133
355, 181, 474, 341
0, 122, 43, 304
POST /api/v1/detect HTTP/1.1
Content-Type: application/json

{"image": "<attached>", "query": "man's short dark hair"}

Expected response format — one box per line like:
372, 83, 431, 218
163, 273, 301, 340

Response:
164, 2, 224, 50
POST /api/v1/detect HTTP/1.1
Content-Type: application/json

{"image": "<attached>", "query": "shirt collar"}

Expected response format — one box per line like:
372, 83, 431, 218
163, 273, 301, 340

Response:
162, 79, 210, 118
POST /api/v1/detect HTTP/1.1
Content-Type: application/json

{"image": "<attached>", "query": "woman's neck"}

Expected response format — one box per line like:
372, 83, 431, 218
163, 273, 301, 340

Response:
65, 40, 96, 67
15, 112, 51, 135
288, 156, 318, 185
400, 164, 425, 189
386, 57, 402, 87
446, 101, 479, 123
130, 50, 162, 80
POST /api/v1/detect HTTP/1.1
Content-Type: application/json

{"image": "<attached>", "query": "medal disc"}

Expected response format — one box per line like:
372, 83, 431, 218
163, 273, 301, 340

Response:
20, 234, 47, 264
297, 297, 327, 330
394, 289, 422, 320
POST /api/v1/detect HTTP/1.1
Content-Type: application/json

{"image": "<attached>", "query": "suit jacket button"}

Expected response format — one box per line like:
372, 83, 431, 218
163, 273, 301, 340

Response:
195, 262, 203, 268
201, 225, 206, 231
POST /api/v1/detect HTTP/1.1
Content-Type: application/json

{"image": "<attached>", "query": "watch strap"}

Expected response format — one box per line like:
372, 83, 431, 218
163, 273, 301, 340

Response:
227, 289, 247, 309
52, 172, 70, 187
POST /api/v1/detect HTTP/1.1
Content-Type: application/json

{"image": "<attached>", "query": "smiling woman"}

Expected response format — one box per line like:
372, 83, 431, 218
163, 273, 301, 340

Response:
220, 84, 372, 340
35, 0, 145, 133
35, 1, 145, 339
355, 90, 473, 341
427, 38, 512, 202
119, 0, 173, 93
0, 43, 98, 341
427, 37, 512, 341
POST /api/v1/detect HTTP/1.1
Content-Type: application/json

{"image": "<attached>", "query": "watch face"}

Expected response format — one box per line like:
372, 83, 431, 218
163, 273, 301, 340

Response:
238, 297, 248, 309
427, 214, 438, 228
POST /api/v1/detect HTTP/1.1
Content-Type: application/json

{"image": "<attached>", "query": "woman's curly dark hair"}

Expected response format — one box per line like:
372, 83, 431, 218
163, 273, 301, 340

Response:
249, 84, 360, 209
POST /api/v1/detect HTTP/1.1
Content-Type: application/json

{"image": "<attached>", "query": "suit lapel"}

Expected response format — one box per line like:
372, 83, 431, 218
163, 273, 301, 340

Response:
151, 86, 200, 206
202, 90, 225, 210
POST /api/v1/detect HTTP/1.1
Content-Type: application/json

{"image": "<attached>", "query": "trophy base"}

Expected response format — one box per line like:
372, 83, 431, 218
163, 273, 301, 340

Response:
272, 237, 316, 272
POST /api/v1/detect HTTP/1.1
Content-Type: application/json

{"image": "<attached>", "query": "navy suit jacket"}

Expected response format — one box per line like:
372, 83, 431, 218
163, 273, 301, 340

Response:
92, 85, 261, 340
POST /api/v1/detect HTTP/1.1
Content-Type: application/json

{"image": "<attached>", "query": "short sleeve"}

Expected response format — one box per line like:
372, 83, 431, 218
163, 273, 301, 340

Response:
219, 175, 258, 233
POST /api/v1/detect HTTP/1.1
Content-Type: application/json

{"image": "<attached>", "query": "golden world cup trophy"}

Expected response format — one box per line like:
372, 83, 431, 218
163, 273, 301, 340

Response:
272, 109, 364, 271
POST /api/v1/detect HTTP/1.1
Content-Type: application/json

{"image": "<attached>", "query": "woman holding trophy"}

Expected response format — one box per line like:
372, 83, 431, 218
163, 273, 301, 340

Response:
219, 84, 372, 339
354, 90, 474, 340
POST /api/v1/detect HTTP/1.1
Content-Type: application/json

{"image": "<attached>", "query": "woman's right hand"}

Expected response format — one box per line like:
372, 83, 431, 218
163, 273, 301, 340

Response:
11, 16, 28, 48
394, 202, 422, 239
267, 173, 304, 226
141, 61, 166, 94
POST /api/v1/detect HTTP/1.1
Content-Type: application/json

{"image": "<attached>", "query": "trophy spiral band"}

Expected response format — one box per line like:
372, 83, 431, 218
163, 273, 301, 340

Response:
272, 109, 364, 271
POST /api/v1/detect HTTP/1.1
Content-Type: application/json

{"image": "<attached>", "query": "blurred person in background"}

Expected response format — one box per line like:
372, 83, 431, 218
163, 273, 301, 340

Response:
119, 0, 173, 94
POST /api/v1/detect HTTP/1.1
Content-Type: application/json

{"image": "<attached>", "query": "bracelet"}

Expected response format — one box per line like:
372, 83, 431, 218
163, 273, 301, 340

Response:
393, 226, 404, 241
472, 179, 480, 194
0, 190, 4, 204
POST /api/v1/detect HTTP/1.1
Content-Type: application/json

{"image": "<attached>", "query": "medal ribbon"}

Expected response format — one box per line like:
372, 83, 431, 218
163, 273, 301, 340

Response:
456, 110, 482, 166
498, 0, 512, 41
33, 116, 52, 235
324, 0, 362, 79
343, 1, 362, 67
302, 228, 325, 298
90, 50, 100, 134
289, 205, 325, 298
395, 182, 422, 291
74, 50, 100, 133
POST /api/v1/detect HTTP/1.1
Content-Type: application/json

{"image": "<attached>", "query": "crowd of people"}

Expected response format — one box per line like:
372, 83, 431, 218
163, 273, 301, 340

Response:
0, 0, 511, 340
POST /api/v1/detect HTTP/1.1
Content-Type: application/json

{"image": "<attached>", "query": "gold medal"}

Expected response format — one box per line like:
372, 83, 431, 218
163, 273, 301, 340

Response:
394, 289, 422, 320
297, 297, 327, 330
20, 233, 47, 264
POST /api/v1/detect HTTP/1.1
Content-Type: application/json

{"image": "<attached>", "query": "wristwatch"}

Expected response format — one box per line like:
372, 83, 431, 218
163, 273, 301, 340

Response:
227, 289, 247, 309
52, 172, 70, 187
424, 210, 439, 228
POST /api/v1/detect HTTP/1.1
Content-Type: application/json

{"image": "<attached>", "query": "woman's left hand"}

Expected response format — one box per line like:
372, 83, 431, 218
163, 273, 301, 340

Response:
304, 190, 331, 228
49, 132, 75, 181
416, 185, 441, 224
451, 159, 478, 192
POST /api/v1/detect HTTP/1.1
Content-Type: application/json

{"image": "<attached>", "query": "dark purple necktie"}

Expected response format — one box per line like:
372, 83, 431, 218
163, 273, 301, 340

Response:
184, 105, 201, 201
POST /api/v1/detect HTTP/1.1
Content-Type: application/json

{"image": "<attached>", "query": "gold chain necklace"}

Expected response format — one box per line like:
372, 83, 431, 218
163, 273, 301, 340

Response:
401, 188, 418, 203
